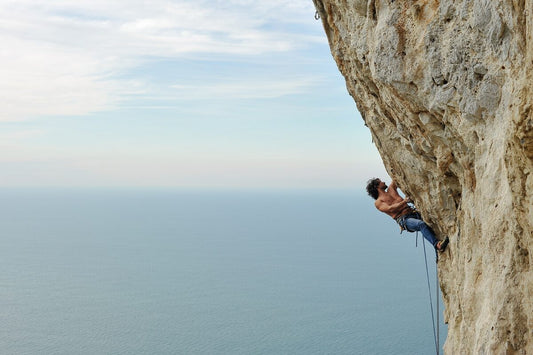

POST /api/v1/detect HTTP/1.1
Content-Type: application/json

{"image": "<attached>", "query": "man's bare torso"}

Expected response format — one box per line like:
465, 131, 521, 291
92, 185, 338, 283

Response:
374, 180, 413, 219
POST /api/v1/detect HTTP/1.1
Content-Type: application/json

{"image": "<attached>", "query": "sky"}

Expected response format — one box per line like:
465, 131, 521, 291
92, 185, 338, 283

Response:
0, 0, 388, 189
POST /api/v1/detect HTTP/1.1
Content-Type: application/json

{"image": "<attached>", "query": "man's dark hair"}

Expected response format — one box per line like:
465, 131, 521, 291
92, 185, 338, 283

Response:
366, 178, 380, 200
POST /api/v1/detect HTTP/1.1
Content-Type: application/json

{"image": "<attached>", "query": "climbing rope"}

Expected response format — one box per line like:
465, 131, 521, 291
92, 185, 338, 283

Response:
421, 231, 440, 355
436, 257, 440, 355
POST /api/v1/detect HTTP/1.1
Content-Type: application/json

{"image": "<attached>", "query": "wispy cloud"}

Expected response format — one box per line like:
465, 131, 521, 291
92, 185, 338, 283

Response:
0, 129, 45, 141
170, 77, 319, 100
0, 0, 320, 121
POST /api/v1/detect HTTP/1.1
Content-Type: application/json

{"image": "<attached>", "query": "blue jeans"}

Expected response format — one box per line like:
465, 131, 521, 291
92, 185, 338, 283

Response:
400, 215, 438, 247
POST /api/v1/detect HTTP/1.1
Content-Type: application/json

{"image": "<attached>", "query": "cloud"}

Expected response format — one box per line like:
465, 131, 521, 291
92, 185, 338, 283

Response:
170, 77, 319, 100
0, 129, 45, 141
0, 0, 321, 121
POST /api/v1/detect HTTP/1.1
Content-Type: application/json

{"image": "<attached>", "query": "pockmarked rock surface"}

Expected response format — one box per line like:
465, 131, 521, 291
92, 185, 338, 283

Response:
313, 0, 533, 353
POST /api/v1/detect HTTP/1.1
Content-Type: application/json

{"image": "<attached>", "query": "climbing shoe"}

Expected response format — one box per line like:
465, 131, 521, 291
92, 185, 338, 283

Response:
436, 236, 449, 252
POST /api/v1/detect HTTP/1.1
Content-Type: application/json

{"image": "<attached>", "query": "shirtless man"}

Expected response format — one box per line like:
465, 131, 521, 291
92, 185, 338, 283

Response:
366, 178, 449, 252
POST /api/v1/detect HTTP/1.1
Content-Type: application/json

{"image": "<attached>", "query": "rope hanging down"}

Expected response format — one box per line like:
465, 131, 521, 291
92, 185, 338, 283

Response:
420, 231, 441, 355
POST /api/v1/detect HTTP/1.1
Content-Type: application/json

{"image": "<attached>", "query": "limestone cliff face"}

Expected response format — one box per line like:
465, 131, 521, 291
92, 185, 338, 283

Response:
313, 0, 533, 353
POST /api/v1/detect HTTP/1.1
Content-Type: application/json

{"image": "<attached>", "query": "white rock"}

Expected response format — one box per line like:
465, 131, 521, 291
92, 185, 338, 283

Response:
314, 0, 533, 353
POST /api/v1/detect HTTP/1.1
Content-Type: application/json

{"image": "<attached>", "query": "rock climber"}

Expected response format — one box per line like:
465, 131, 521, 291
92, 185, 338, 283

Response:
366, 178, 449, 252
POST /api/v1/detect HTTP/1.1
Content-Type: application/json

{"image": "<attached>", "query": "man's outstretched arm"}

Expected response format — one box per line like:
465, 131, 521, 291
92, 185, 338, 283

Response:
389, 180, 412, 202
388, 180, 402, 198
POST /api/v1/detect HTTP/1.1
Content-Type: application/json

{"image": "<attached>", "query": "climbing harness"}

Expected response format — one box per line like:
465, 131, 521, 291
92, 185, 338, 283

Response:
420, 231, 441, 355
396, 210, 421, 233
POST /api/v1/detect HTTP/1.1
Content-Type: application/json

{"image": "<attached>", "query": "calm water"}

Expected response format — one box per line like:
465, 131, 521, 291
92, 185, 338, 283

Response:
0, 189, 446, 354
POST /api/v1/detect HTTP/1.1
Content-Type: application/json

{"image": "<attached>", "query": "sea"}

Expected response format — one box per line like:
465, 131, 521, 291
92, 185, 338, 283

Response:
0, 188, 446, 354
